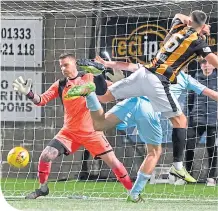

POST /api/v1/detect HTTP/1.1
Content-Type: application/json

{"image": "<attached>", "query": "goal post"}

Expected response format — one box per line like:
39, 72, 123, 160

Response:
1, 0, 218, 203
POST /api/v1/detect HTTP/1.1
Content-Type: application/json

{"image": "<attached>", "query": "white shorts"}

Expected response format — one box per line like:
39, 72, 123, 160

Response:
108, 67, 182, 118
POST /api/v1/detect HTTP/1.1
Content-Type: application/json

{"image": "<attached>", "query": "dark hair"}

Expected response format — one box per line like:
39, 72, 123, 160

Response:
191, 10, 207, 26
59, 53, 76, 60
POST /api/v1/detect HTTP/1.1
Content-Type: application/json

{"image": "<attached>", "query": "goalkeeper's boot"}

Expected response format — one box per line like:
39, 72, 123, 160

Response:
170, 165, 197, 183
126, 194, 144, 203
64, 82, 96, 99
77, 59, 105, 76
25, 188, 49, 199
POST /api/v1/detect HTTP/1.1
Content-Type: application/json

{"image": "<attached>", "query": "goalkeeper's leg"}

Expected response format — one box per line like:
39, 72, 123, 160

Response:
84, 133, 133, 191
25, 139, 67, 199
99, 152, 133, 191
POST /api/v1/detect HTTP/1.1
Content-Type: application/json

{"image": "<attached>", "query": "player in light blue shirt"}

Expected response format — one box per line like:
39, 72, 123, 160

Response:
90, 68, 217, 202
112, 71, 206, 146
105, 70, 218, 202
66, 63, 218, 202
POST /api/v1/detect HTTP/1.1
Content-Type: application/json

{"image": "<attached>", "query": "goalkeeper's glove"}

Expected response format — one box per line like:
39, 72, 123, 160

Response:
76, 58, 105, 76
12, 76, 33, 98
105, 69, 125, 83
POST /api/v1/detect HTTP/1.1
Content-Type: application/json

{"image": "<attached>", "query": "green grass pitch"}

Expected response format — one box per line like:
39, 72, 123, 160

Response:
1, 178, 218, 211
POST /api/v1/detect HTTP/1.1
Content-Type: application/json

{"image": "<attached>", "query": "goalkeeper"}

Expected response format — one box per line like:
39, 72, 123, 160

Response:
65, 57, 218, 202
12, 53, 133, 199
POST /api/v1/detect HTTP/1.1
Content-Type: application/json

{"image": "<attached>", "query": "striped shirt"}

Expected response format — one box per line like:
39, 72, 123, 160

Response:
145, 18, 212, 83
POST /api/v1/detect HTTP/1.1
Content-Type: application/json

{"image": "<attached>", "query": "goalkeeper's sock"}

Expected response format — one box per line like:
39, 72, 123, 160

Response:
112, 163, 133, 190
130, 171, 151, 199
172, 128, 186, 165
38, 160, 51, 185
85, 92, 102, 111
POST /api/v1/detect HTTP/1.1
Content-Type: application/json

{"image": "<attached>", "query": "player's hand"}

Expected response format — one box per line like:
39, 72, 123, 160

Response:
200, 24, 211, 36
12, 76, 32, 95
95, 55, 108, 67
106, 69, 124, 83
185, 18, 192, 26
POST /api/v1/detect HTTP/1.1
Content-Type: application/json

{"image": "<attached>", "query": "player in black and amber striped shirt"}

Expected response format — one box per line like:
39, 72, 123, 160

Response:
146, 16, 213, 83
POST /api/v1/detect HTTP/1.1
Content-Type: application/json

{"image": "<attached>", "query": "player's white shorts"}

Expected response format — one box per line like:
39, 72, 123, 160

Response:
108, 66, 182, 118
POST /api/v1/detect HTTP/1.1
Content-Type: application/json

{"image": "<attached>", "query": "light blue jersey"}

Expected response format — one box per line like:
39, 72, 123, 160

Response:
108, 71, 206, 145
170, 71, 206, 98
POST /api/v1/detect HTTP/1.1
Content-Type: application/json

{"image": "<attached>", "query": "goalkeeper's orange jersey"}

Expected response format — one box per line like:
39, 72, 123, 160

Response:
36, 73, 95, 135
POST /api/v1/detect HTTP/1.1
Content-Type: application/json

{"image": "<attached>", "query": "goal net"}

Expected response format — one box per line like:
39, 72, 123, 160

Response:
1, 0, 217, 204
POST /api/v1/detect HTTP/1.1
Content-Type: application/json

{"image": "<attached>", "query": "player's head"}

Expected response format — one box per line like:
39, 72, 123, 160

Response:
190, 10, 207, 30
200, 59, 215, 76
59, 53, 77, 77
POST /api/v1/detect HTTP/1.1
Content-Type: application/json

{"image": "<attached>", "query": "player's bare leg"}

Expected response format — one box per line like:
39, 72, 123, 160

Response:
127, 144, 162, 202
169, 114, 197, 183
25, 146, 59, 199
140, 144, 162, 175
99, 151, 133, 191
91, 110, 121, 131
67, 88, 119, 131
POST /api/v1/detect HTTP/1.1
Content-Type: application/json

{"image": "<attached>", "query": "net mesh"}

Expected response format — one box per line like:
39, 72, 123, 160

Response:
1, 0, 217, 201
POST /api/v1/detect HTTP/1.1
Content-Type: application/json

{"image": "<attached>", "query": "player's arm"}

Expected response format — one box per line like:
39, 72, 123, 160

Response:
187, 74, 218, 101
204, 53, 218, 69
173, 14, 190, 25
163, 14, 189, 44
202, 88, 218, 101
12, 76, 59, 106
95, 55, 139, 72
195, 38, 218, 68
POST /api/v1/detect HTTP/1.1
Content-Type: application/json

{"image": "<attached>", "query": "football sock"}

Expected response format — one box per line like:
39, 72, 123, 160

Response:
38, 160, 51, 186
173, 162, 183, 170
130, 171, 151, 199
94, 74, 107, 95
86, 92, 102, 111
172, 128, 186, 165
112, 162, 133, 190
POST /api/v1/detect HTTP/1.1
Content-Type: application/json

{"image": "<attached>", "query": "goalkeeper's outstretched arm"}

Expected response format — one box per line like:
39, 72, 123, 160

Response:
12, 76, 59, 106
12, 76, 41, 104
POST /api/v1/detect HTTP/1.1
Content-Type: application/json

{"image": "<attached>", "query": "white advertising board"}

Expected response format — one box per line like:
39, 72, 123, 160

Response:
1, 16, 43, 67
1, 71, 42, 122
